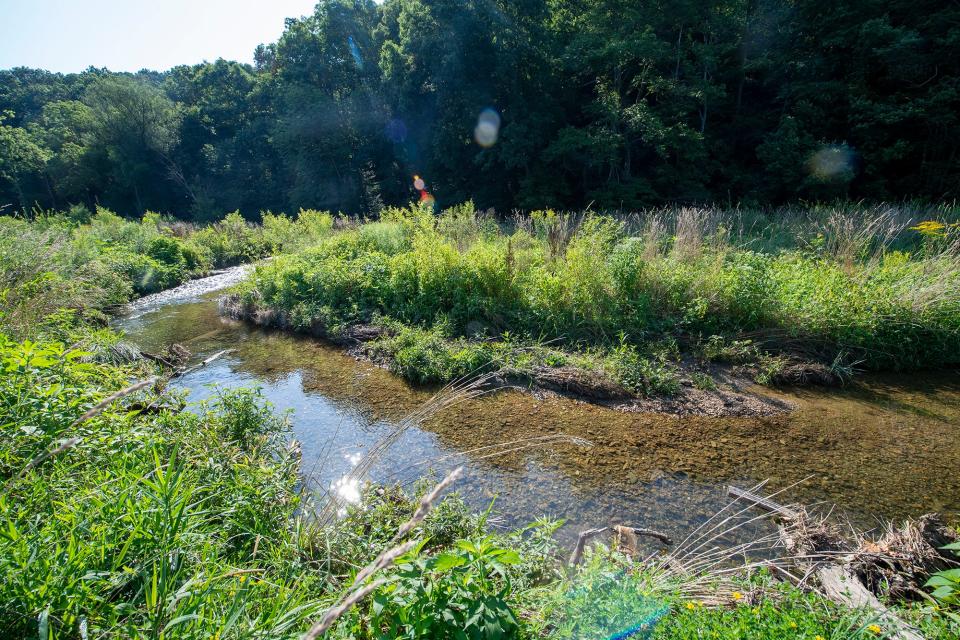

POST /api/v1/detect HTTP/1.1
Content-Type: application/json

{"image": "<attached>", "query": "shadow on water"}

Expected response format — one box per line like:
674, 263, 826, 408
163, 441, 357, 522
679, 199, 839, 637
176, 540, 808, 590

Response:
116, 287, 960, 544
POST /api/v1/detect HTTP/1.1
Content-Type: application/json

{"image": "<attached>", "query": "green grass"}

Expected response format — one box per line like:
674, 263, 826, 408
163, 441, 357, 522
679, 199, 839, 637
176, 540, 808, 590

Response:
238, 201, 960, 391
2, 203, 959, 638
0, 207, 337, 342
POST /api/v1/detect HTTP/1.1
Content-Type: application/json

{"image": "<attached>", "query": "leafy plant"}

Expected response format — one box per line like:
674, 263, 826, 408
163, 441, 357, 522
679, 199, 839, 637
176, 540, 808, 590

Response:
366, 537, 521, 639
925, 542, 960, 623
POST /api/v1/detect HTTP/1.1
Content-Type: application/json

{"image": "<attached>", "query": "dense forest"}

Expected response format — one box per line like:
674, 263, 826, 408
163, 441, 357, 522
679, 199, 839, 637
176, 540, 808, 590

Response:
2, 0, 959, 219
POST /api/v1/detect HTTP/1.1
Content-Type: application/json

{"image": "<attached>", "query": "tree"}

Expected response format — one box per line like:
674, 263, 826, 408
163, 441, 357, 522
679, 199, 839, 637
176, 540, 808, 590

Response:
0, 111, 49, 210
83, 76, 182, 213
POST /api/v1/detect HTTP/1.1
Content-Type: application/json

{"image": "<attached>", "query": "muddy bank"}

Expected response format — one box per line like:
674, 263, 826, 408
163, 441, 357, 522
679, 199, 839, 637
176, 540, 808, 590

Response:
219, 293, 792, 417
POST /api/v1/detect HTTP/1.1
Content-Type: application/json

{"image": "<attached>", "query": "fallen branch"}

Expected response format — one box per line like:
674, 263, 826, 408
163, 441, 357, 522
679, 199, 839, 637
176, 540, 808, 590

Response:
729, 485, 925, 640
172, 349, 234, 379
569, 524, 673, 567
569, 527, 608, 567
141, 351, 175, 368
615, 525, 674, 547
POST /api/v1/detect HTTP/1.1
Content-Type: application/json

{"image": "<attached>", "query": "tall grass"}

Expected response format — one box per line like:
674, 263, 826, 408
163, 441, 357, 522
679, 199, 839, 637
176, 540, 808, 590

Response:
241, 202, 960, 380
0, 207, 338, 341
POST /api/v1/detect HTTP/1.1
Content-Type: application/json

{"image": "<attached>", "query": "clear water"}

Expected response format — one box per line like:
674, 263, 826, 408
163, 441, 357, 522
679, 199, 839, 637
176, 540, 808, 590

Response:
115, 271, 960, 544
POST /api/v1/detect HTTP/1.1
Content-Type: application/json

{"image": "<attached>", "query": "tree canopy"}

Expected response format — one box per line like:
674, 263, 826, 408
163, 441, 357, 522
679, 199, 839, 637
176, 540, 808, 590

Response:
1, 0, 958, 218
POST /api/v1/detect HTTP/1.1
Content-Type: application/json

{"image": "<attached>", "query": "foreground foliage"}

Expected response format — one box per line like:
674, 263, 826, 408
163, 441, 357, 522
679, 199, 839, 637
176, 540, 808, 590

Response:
5, 335, 948, 638
1, 205, 957, 638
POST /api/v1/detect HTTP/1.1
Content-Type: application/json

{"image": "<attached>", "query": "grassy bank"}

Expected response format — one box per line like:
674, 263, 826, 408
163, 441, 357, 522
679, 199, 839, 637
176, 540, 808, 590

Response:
2, 335, 955, 638
0, 206, 339, 342
1, 206, 958, 638
233, 202, 960, 398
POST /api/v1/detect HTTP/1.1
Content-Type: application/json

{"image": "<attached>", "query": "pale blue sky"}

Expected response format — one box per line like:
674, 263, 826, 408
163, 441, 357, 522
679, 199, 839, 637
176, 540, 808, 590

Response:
0, 0, 320, 73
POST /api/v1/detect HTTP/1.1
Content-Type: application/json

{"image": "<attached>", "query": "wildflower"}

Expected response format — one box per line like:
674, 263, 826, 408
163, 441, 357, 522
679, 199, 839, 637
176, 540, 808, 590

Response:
911, 220, 947, 238
867, 624, 882, 635
788, 621, 797, 629
686, 602, 696, 611
238, 575, 247, 583
815, 636, 825, 640
732, 591, 743, 601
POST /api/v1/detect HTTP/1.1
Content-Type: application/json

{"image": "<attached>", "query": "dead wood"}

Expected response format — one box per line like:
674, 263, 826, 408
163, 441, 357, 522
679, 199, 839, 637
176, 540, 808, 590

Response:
141, 351, 175, 368
729, 485, 926, 640
614, 525, 674, 556
851, 513, 960, 601
568, 524, 673, 567
569, 527, 608, 567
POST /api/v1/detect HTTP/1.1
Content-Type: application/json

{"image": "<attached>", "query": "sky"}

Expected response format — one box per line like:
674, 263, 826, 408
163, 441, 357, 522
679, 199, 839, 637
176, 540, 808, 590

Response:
0, 0, 320, 73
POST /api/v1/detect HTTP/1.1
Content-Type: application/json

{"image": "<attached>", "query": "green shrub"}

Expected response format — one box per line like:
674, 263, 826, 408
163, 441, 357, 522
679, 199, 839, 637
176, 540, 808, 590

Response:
926, 541, 960, 624
368, 324, 495, 384
606, 342, 681, 396
364, 538, 521, 639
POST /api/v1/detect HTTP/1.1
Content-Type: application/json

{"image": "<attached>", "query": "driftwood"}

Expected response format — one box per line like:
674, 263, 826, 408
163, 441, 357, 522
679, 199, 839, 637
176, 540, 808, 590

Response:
171, 349, 234, 379
142, 343, 192, 370
141, 351, 175, 368
853, 514, 960, 601
569, 525, 674, 567
728, 485, 925, 640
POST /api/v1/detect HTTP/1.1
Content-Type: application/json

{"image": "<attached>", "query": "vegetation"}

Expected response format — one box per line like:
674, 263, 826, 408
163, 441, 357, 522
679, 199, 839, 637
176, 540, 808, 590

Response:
0, 206, 338, 341
0, 203, 955, 638
234, 202, 960, 393
926, 541, 960, 624
3, 332, 954, 638
3, 0, 960, 219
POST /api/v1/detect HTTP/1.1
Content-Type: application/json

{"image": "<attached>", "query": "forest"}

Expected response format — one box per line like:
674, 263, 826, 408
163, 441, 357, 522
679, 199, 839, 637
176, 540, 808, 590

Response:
2, 0, 959, 220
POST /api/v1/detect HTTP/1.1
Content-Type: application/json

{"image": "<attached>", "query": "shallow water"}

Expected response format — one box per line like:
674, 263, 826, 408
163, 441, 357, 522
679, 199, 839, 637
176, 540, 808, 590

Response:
116, 272, 960, 544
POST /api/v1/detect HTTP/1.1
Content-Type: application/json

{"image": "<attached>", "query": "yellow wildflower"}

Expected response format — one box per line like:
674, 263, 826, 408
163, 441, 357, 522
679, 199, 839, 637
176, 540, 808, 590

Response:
816, 636, 825, 640
238, 575, 247, 583
788, 621, 797, 629
910, 220, 952, 238
867, 624, 883, 635
732, 591, 743, 601
686, 602, 696, 610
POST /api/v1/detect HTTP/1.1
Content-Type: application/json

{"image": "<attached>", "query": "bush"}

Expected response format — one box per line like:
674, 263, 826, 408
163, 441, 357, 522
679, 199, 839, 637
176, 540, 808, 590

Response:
246, 203, 960, 383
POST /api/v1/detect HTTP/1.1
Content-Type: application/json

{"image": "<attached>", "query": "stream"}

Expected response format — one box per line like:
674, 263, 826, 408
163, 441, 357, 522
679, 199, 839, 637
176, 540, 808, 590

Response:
116, 267, 960, 544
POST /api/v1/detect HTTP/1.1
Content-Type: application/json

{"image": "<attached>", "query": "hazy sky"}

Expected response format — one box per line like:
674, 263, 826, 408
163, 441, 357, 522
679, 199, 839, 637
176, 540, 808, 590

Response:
0, 0, 320, 73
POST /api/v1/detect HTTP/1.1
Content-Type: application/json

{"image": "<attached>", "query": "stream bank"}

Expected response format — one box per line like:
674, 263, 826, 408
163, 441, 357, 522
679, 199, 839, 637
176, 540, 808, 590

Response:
218, 292, 796, 418
115, 275, 960, 545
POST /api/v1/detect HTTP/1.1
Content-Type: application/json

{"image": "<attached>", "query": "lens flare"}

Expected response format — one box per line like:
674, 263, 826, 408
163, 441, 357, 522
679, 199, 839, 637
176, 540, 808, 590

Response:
348, 35, 363, 69
807, 144, 855, 182
412, 174, 434, 204
474, 108, 501, 148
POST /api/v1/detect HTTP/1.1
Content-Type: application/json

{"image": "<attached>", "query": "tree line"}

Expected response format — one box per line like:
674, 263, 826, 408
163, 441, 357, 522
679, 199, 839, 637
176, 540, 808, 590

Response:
1, 0, 958, 220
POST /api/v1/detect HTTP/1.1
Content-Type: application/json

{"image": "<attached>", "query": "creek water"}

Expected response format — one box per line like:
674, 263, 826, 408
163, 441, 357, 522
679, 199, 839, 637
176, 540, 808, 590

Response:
116, 268, 960, 544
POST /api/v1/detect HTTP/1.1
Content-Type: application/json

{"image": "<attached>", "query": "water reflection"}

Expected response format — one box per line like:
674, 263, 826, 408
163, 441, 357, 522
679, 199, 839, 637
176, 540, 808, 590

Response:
116, 291, 960, 543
